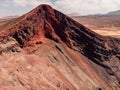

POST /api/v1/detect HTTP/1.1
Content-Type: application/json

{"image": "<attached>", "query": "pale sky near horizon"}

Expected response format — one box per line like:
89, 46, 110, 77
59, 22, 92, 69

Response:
0, 0, 120, 17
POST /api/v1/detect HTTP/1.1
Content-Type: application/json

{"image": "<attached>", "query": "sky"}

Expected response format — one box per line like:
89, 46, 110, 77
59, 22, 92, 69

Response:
0, 0, 120, 17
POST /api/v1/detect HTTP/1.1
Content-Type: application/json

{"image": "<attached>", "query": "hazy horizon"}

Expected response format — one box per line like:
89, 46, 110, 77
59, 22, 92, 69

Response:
0, 0, 120, 17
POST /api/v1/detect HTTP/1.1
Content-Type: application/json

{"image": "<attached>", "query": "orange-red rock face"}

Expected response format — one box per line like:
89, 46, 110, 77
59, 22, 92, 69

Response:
0, 4, 120, 90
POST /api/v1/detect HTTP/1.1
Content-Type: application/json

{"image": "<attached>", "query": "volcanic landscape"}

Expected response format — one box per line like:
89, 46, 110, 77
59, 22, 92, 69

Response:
0, 4, 120, 90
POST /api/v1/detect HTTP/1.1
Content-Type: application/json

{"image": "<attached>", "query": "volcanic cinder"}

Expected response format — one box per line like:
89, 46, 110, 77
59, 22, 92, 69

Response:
0, 4, 120, 90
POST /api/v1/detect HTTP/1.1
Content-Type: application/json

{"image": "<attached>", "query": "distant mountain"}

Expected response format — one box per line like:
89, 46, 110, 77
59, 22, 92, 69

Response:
2, 15, 19, 19
68, 13, 81, 17
87, 10, 120, 16
107, 10, 120, 15
72, 10, 120, 34
0, 15, 19, 21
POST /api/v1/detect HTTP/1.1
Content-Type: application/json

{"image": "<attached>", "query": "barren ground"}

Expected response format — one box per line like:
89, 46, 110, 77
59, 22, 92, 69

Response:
73, 15, 120, 38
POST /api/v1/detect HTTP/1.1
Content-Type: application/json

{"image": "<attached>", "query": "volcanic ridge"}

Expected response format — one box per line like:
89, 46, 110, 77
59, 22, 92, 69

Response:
0, 4, 120, 90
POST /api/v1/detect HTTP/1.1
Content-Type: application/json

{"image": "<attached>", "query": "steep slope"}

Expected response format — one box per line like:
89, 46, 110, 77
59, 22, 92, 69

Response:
0, 53, 76, 90
0, 4, 120, 90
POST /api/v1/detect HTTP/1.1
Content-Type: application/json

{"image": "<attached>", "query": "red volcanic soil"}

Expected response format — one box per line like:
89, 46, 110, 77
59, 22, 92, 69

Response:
0, 4, 120, 90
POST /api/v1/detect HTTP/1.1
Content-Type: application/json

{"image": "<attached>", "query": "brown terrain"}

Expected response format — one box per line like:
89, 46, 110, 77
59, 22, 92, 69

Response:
0, 4, 120, 90
73, 15, 120, 37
